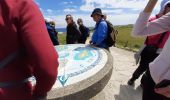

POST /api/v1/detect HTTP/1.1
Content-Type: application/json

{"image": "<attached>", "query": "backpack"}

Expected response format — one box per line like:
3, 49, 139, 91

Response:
105, 21, 118, 47
85, 27, 90, 37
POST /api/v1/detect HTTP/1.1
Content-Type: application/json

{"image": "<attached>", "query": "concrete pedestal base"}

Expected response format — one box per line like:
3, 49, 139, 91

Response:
47, 44, 113, 100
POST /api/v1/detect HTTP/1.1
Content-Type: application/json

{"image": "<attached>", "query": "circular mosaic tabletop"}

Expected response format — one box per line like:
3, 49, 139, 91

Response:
47, 44, 113, 100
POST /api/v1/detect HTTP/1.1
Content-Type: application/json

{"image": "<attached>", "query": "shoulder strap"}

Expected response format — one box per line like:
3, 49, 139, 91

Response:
0, 16, 23, 70
0, 50, 20, 70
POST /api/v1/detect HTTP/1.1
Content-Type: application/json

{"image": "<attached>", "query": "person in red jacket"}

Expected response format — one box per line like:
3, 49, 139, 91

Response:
0, 0, 58, 100
128, 1, 170, 87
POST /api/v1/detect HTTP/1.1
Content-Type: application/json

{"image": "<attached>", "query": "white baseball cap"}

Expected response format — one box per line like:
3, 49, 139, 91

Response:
159, 0, 170, 14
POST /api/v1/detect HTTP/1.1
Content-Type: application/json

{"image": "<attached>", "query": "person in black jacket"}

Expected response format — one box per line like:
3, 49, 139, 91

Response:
77, 18, 90, 44
65, 14, 81, 44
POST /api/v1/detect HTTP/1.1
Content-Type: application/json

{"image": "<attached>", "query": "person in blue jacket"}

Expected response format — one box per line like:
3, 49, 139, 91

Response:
90, 8, 109, 50
45, 21, 59, 46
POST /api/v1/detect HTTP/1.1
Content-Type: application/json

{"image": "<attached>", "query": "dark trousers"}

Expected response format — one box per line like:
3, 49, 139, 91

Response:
131, 47, 159, 81
105, 47, 110, 52
78, 38, 87, 44
66, 37, 77, 44
142, 70, 170, 100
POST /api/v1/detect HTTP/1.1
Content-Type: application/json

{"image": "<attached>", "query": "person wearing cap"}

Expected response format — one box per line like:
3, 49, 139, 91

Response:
128, 0, 170, 86
90, 8, 109, 50
65, 14, 81, 44
77, 18, 90, 44
132, 0, 170, 99
0, 0, 58, 100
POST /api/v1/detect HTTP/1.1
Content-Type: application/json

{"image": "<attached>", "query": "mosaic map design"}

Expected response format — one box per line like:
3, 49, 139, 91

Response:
55, 45, 103, 86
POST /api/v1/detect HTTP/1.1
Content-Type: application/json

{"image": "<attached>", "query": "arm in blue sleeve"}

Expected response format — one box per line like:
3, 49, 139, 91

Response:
96, 22, 108, 45
92, 30, 97, 44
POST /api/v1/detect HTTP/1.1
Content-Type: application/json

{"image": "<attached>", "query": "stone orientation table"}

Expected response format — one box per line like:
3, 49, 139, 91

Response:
47, 44, 113, 100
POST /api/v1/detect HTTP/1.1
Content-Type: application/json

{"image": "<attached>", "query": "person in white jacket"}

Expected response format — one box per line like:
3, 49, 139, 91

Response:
132, 0, 170, 99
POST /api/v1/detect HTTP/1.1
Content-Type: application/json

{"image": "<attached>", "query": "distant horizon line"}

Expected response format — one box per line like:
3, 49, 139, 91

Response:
55, 24, 134, 29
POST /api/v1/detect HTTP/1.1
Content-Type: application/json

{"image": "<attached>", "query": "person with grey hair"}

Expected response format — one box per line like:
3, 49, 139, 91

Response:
77, 18, 90, 44
65, 14, 81, 44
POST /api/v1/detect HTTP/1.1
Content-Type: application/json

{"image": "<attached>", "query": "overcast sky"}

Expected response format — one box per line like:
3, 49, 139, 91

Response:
35, 0, 162, 28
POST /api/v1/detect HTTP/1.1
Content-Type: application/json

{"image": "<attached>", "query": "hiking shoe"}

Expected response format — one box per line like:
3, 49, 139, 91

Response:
128, 79, 135, 86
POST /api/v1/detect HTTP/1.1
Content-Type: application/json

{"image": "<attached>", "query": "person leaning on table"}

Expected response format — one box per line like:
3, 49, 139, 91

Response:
0, 0, 59, 100
132, 0, 170, 99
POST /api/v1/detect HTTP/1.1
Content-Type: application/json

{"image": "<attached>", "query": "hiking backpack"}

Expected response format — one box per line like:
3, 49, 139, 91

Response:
105, 21, 118, 47
85, 27, 90, 37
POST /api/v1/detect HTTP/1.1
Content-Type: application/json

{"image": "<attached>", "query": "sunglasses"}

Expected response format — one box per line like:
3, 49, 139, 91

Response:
65, 18, 69, 21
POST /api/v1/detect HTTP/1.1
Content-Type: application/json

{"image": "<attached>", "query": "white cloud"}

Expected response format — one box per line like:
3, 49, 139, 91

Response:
45, 17, 53, 22
44, 14, 94, 28
63, 1, 73, 4
44, 13, 144, 28
71, 6, 78, 9
47, 9, 53, 14
39, 8, 43, 11
44, 15, 67, 28
80, 0, 161, 12
42, 0, 163, 28
63, 8, 77, 13
80, 2, 95, 12
103, 9, 123, 14
107, 14, 139, 25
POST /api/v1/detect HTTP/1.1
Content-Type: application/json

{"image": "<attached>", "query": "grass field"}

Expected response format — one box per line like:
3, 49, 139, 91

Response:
115, 25, 145, 51
58, 25, 145, 51
58, 33, 66, 44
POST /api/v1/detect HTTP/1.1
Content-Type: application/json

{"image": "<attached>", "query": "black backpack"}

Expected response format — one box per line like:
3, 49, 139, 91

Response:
105, 21, 118, 47
85, 27, 90, 37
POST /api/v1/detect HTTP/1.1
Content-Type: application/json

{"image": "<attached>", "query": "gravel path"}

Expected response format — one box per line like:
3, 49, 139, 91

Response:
91, 47, 143, 100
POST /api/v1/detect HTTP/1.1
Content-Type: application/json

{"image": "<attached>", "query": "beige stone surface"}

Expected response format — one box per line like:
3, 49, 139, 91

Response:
91, 47, 143, 100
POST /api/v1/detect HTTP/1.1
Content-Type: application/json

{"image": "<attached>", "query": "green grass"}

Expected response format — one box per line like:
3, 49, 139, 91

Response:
58, 33, 66, 44
57, 25, 145, 51
115, 25, 144, 51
